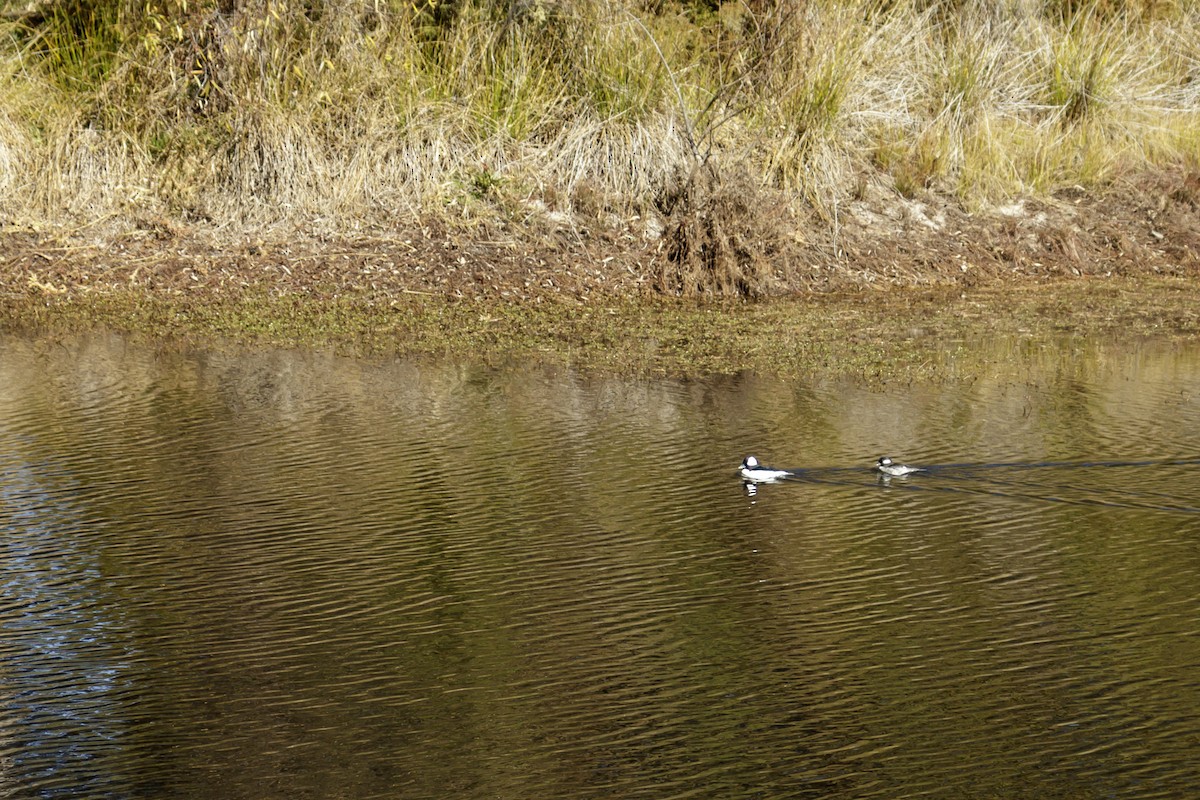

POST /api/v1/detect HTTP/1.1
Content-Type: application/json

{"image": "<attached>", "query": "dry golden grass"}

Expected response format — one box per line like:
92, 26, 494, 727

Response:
1, 0, 1198, 294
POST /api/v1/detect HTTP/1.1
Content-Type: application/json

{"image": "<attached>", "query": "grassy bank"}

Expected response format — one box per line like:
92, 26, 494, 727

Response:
1, 0, 1199, 297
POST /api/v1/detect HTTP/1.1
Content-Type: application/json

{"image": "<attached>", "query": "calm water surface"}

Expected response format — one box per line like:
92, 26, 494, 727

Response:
2, 331, 1199, 799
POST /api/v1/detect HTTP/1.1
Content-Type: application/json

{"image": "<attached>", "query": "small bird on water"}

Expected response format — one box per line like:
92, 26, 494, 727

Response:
739, 455, 791, 482
875, 456, 924, 476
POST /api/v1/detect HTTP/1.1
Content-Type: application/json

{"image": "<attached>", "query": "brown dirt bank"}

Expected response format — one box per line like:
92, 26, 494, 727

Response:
5, 169, 1200, 300
2, 169, 1199, 376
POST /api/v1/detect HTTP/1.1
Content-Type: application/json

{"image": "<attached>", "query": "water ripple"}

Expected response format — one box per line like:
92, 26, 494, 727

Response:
2, 332, 1200, 797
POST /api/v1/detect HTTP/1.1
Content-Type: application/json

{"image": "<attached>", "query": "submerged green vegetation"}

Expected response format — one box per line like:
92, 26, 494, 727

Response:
1, 0, 1198, 233
7, 276, 1198, 380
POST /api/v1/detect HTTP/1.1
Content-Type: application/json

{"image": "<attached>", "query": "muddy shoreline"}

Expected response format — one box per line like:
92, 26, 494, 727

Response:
3, 173, 1199, 378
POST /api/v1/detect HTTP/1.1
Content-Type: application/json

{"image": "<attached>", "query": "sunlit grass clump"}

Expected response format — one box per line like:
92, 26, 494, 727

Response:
0, 0, 1197, 259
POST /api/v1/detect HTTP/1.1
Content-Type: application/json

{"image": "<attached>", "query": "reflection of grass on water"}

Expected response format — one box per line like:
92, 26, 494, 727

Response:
2, 0, 1200, 295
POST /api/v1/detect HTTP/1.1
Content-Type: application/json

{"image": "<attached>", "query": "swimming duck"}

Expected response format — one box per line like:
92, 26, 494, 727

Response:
739, 455, 792, 482
875, 456, 924, 476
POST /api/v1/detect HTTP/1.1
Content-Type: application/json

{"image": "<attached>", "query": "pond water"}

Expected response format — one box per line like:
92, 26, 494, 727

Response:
2, 330, 1199, 799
